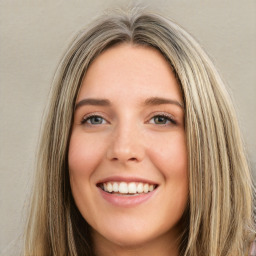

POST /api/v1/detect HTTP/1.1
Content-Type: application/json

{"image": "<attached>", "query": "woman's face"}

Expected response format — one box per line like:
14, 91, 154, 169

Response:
69, 44, 188, 252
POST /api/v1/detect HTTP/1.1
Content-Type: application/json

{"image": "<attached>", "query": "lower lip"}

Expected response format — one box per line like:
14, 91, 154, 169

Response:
98, 187, 158, 207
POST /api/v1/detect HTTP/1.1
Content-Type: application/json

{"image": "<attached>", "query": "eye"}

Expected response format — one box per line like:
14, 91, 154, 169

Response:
149, 114, 176, 125
81, 115, 107, 125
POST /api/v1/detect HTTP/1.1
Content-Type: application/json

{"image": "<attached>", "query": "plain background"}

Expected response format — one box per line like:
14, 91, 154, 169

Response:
0, 0, 255, 254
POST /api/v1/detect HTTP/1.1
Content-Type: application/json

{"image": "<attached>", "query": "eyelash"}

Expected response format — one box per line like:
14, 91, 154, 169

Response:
81, 114, 107, 125
80, 113, 177, 126
148, 113, 177, 126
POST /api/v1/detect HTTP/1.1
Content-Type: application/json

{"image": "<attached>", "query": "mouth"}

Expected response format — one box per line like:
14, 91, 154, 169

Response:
97, 181, 158, 196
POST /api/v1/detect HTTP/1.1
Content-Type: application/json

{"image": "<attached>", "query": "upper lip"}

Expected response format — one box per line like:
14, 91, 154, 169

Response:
96, 176, 159, 185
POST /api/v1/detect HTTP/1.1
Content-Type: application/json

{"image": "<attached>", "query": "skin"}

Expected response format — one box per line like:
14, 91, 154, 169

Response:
69, 44, 188, 256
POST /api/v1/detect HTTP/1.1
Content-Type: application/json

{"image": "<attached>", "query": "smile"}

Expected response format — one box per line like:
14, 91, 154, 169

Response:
98, 181, 157, 195
96, 178, 159, 207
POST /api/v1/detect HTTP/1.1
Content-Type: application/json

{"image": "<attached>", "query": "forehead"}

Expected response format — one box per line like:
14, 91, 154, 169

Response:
77, 44, 183, 104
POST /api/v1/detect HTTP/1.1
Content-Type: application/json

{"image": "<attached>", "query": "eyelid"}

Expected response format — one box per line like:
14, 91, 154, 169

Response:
79, 111, 177, 126
81, 112, 109, 125
146, 112, 177, 125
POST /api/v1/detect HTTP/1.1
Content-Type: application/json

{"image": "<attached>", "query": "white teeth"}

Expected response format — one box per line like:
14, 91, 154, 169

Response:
101, 181, 156, 194
107, 183, 113, 193
112, 182, 119, 192
128, 182, 137, 194
137, 183, 143, 193
119, 182, 128, 193
143, 184, 149, 193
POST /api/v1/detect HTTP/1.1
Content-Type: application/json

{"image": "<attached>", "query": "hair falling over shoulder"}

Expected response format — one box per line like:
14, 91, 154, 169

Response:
24, 6, 255, 256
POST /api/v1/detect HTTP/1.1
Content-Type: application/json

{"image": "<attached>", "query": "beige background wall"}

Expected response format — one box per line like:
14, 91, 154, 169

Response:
1, 0, 255, 254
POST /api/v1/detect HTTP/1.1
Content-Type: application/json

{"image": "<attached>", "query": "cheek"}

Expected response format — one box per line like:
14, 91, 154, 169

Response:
146, 131, 188, 230
68, 132, 107, 219
147, 131, 188, 211
68, 132, 105, 177
147, 131, 188, 177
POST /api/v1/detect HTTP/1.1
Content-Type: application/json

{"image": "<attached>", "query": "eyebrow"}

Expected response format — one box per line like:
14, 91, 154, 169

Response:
144, 97, 184, 109
75, 98, 111, 109
75, 97, 184, 110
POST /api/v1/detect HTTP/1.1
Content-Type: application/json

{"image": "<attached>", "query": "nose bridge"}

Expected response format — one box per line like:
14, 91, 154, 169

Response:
107, 120, 144, 163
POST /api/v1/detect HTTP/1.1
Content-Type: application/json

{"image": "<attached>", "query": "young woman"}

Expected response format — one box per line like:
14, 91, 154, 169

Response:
24, 8, 255, 256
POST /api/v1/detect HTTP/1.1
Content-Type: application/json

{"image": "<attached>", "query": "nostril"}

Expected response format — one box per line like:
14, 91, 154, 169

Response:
110, 157, 137, 161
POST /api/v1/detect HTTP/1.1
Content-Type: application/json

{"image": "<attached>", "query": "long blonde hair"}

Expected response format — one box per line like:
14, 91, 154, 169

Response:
24, 7, 255, 256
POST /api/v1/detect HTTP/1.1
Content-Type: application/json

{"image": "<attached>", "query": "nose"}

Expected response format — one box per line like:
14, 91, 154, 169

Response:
106, 123, 144, 163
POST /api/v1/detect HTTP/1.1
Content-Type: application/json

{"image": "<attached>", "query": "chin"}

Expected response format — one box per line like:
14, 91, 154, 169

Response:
93, 220, 171, 249
113, 232, 151, 246
97, 231, 155, 249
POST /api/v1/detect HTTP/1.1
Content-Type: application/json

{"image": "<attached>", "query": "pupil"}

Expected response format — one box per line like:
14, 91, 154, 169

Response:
155, 116, 166, 124
92, 116, 102, 124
